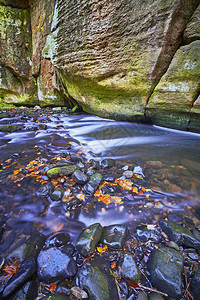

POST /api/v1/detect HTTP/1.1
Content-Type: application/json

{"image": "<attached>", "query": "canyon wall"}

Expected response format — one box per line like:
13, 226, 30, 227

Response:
0, 0, 200, 131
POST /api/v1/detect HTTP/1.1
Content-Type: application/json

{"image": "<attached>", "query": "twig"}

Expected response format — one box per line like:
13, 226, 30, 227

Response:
139, 284, 168, 297
184, 278, 191, 297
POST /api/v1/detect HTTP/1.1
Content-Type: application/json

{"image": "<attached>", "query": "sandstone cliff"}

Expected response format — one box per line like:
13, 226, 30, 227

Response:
0, 0, 200, 131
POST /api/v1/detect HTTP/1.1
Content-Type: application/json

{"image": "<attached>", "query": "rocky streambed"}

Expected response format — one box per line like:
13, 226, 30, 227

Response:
0, 107, 200, 300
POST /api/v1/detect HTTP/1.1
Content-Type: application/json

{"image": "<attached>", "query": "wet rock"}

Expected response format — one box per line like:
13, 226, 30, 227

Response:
40, 294, 70, 299
133, 166, 144, 177
38, 124, 47, 130
159, 220, 200, 249
45, 232, 70, 248
83, 173, 103, 195
190, 267, 200, 299
69, 155, 84, 164
37, 182, 53, 197
73, 170, 88, 185
104, 174, 115, 182
2, 256, 36, 298
168, 241, 179, 251
50, 189, 63, 201
90, 159, 100, 169
149, 293, 164, 300
71, 286, 88, 299
136, 291, 148, 300
75, 255, 119, 300
85, 169, 94, 176
100, 224, 129, 249
62, 244, 75, 256
148, 247, 184, 298
123, 170, 133, 179
6, 279, 38, 300
47, 165, 77, 179
118, 254, 141, 281
136, 225, 161, 243
192, 228, 200, 241
37, 247, 77, 283
101, 159, 115, 169
10, 153, 20, 159
7, 233, 45, 262
76, 223, 103, 257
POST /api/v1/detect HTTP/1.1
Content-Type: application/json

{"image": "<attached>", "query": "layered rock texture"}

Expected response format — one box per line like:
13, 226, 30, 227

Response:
0, 0, 200, 131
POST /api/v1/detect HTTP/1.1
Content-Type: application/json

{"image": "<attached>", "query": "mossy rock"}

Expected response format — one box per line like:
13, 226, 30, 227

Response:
0, 124, 20, 132
47, 165, 77, 178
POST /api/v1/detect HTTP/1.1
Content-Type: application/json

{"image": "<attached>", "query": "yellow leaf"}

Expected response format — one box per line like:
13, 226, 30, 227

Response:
97, 245, 107, 253
13, 169, 21, 175
132, 187, 138, 194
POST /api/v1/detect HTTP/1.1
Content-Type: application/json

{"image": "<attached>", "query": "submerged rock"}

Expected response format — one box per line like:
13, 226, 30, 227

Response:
159, 220, 200, 249
50, 189, 63, 201
83, 173, 103, 195
76, 223, 103, 257
100, 224, 129, 249
2, 256, 36, 298
118, 254, 141, 281
136, 225, 161, 243
44, 232, 70, 248
101, 159, 115, 169
37, 182, 53, 197
148, 247, 184, 298
75, 256, 119, 300
37, 247, 77, 283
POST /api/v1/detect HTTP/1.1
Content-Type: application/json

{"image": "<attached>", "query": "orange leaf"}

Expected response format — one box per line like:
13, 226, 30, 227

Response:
132, 186, 138, 194
3, 259, 20, 275
127, 280, 141, 288
111, 261, 116, 269
49, 283, 57, 292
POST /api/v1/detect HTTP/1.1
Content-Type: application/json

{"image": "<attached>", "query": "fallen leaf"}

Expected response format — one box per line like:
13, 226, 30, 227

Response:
48, 282, 57, 292
127, 280, 141, 288
97, 245, 107, 253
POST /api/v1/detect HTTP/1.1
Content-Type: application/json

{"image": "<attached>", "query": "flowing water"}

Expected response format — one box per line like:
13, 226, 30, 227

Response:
0, 110, 200, 253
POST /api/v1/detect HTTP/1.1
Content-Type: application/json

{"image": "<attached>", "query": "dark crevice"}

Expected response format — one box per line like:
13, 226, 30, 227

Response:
182, 36, 200, 46
145, 0, 200, 107
192, 82, 200, 106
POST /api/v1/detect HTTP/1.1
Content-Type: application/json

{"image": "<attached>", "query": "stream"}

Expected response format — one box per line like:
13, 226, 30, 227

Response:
0, 108, 200, 254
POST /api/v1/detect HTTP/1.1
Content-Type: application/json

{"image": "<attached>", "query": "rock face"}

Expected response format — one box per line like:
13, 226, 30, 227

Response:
0, 0, 200, 131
